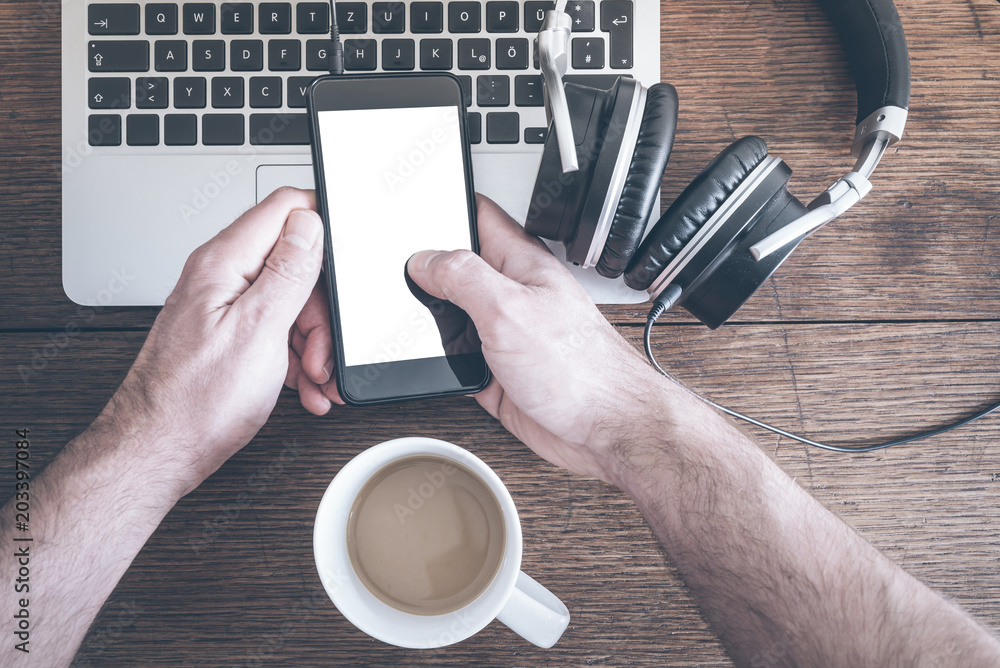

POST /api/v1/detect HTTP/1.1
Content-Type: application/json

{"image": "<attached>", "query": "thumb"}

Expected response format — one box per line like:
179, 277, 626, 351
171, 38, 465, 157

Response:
406, 249, 520, 325
240, 208, 324, 325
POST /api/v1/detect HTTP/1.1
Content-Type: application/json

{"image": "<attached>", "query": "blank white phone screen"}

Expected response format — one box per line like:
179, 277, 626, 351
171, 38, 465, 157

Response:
317, 105, 473, 367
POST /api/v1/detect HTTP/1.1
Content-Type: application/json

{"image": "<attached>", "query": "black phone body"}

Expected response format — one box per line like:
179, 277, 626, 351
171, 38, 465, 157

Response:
307, 73, 490, 406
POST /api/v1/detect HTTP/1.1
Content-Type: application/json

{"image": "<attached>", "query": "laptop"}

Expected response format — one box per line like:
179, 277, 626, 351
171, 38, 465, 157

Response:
63, 1, 660, 305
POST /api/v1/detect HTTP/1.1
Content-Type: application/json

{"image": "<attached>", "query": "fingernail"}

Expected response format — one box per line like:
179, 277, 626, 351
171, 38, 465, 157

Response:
321, 361, 332, 382
407, 250, 441, 273
284, 209, 322, 250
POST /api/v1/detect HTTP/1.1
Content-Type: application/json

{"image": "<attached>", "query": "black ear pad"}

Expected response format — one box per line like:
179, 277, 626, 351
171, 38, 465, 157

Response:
595, 83, 678, 279
678, 175, 809, 329
623, 136, 770, 291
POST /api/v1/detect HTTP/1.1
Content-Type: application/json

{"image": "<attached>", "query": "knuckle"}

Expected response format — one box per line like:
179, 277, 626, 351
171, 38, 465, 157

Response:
265, 250, 307, 285
431, 249, 480, 289
265, 186, 314, 211
268, 185, 304, 203
265, 242, 321, 286
175, 245, 223, 292
434, 249, 478, 275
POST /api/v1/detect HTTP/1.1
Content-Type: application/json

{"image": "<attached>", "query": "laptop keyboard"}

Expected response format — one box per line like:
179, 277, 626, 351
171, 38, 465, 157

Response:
85, 1, 636, 149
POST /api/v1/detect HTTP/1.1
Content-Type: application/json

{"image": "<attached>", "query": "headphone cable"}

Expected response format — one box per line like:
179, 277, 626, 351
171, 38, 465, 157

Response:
643, 293, 1000, 453
327, 0, 344, 75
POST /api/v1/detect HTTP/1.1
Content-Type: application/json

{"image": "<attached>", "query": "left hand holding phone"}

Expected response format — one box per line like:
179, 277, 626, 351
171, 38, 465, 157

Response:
120, 187, 328, 493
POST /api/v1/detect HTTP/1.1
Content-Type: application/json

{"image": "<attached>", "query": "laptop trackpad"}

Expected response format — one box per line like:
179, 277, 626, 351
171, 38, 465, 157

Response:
256, 165, 315, 203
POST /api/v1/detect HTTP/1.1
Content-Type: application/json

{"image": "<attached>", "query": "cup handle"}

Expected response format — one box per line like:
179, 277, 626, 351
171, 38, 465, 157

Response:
495, 571, 570, 648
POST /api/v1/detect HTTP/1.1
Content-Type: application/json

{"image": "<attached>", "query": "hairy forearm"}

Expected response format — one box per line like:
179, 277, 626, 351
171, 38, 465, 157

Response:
0, 389, 191, 666
616, 377, 1000, 667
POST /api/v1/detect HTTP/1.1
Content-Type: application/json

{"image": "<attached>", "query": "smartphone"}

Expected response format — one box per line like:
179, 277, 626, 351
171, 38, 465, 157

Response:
307, 73, 490, 406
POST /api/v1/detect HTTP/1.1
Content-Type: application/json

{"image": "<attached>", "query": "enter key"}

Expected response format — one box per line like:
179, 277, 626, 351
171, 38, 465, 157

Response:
600, 1, 633, 69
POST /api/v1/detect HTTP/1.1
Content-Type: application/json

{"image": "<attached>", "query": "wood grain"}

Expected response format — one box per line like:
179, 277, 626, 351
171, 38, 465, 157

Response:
1, 1, 1000, 327
2, 322, 999, 666
2, 0, 1000, 666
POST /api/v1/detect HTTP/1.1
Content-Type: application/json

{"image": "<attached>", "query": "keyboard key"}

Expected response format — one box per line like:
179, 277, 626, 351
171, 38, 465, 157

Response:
486, 1, 518, 32
382, 39, 415, 70
343, 39, 376, 70
183, 4, 216, 34
411, 2, 443, 33
476, 75, 510, 106
89, 115, 122, 146
203, 114, 245, 145
524, 127, 547, 143
336, 3, 367, 34
514, 74, 543, 106
568, 1, 596, 31
127, 114, 159, 145
287, 77, 314, 108
174, 77, 207, 108
449, 2, 481, 32
306, 39, 333, 70
89, 4, 140, 35
457, 75, 472, 106
420, 39, 452, 69
373, 3, 405, 33
572, 37, 604, 69
164, 113, 198, 145
136, 76, 169, 108
486, 112, 518, 143
221, 3, 254, 34
192, 40, 225, 71
250, 113, 310, 145
600, 0, 633, 69
146, 4, 179, 35
467, 111, 482, 144
250, 77, 283, 107
231, 40, 264, 70
297, 3, 330, 33
88, 41, 149, 72
260, 3, 292, 34
88, 78, 131, 109
457, 38, 490, 69
154, 40, 187, 71
565, 73, 631, 87
269, 40, 301, 70
524, 2, 553, 33
496, 38, 529, 69
212, 77, 246, 108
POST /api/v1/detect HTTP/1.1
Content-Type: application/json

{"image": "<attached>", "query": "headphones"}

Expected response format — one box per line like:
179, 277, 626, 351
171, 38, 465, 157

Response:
526, 0, 911, 329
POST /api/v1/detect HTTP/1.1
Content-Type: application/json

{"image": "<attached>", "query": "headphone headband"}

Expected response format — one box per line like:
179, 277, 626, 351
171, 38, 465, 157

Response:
751, 0, 911, 259
819, 0, 911, 124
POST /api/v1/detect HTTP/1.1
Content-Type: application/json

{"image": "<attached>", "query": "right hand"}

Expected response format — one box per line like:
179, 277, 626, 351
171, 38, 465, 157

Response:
405, 196, 671, 486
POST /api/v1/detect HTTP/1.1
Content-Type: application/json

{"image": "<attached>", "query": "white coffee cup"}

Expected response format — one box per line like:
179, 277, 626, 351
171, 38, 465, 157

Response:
313, 437, 570, 649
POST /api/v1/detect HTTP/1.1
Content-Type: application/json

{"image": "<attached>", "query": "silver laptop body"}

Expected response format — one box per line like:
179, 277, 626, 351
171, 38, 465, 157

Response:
63, 1, 660, 305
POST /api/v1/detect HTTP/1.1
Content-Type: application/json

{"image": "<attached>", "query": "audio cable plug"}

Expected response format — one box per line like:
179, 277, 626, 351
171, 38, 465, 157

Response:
327, 0, 344, 75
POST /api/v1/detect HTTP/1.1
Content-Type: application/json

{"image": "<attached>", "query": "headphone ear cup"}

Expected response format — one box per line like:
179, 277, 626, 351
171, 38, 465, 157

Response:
624, 136, 770, 291
595, 83, 679, 279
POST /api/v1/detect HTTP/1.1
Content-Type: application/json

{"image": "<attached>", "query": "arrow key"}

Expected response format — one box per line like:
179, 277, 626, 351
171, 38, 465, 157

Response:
89, 4, 140, 35
600, 1, 633, 69
88, 78, 131, 109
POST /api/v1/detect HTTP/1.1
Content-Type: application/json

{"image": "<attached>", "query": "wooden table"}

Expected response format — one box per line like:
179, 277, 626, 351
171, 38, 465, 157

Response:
2, 1, 999, 665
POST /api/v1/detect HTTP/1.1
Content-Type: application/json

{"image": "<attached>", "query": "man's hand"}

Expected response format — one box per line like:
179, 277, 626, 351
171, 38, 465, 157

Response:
1, 188, 341, 666
118, 187, 327, 491
404, 196, 1000, 667
405, 196, 669, 487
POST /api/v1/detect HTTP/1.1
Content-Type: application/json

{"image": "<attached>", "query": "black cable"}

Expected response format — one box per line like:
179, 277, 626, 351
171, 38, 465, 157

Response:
328, 0, 344, 75
643, 293, 1000, 453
